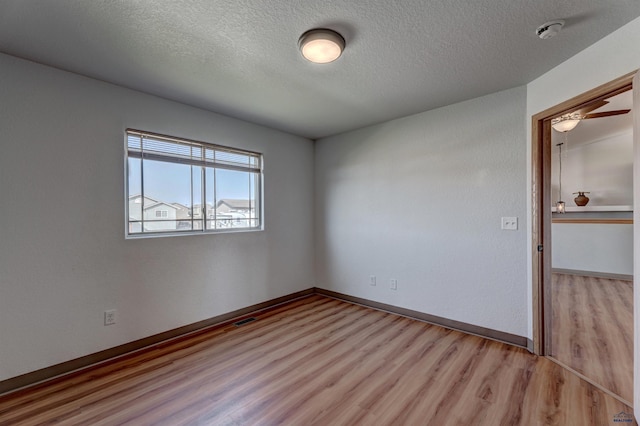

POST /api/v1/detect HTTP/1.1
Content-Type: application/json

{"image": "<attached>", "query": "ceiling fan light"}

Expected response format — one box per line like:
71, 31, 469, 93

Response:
299, 29, 345, 64
552, 119, 580, 132
551, 111, 583, 132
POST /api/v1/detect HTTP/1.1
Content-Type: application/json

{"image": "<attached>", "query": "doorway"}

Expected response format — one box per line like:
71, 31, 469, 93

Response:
531, 72, 635, 404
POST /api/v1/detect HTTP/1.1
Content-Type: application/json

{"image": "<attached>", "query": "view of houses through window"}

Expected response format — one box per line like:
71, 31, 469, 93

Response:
126, 130, 262, 235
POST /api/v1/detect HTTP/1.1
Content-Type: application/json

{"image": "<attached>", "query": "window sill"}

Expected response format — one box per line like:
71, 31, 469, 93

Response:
125, 227, 264, 240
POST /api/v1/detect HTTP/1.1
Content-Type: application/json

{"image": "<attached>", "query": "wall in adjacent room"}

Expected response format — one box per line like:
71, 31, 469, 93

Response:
551, 132, 633, 207
552, 223, 633, 275
0, 53, 315, 382
549, 132, 633, 276
315, 86, 528, 337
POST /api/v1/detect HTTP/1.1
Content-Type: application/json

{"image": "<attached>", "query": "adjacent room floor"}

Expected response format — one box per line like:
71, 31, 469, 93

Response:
551, 272, 634, 404
0, 294, 634, 425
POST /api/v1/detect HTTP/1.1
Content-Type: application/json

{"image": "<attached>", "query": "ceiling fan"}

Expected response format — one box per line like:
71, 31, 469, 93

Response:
551, 99, 631, 132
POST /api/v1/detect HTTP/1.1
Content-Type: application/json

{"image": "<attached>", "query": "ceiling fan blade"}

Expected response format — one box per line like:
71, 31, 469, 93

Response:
577, 100, 609, 116
582, 109, 631, 119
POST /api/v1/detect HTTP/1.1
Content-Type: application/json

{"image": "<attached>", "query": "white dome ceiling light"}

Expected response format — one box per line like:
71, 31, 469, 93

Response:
551, 112, 582, 132
298, 29, 345, 64
536, 20, 565, 39
551, 99, 631, 132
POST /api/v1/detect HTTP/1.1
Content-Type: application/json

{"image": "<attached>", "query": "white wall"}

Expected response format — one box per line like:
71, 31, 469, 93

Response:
552, 223, 633, 275
0, 53, 315, 382
551, 132, 633, 206
315, 87, 528, 337
526, 16, 640, 417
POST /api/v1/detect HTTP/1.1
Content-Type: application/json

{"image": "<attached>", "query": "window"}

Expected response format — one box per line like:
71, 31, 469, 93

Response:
126, 129, 262, 236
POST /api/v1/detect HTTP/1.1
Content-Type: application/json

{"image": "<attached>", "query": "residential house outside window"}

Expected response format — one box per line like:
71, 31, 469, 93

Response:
126, 129, 262, 236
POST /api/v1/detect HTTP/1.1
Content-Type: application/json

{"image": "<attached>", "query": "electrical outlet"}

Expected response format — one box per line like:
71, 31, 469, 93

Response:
104, 309, 117, 326
390, 279, 398, 290
370, 275, 376, 286
501, 217, 518, 231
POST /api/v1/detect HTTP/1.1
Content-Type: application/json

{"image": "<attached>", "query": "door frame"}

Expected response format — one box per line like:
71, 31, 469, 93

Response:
530, 71, 635, 355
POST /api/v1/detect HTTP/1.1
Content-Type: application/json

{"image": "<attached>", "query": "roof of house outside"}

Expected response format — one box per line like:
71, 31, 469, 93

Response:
129, 195, 178, 211
143, 201, 178, 211
172, 202, 189, 210
216, 199, 252, 209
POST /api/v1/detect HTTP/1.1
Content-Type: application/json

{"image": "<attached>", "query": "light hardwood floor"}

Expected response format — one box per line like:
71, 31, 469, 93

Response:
0, 295, 635, 425
551, 273, 634, 404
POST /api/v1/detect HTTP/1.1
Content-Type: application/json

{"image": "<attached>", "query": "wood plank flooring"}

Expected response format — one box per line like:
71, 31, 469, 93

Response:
551, 273, 633, 403
0, 295, 635, 425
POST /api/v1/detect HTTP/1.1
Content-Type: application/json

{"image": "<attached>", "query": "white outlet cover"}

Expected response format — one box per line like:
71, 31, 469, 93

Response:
104, 309, 117, 325
501, 217, 518, 230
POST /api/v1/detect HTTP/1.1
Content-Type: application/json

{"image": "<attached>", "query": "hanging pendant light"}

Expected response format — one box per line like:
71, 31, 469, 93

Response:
556, 142, 565, 213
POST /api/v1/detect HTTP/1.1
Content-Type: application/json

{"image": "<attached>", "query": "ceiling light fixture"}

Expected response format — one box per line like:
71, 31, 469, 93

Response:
551, 112, 582, 132
298, 29, 345, 64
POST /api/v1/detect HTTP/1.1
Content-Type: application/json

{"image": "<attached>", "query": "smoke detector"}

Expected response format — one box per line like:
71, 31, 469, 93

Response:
536, 20, 565, 39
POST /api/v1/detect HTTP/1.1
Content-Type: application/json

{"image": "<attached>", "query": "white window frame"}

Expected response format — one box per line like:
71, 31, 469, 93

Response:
125, 129, 263, 237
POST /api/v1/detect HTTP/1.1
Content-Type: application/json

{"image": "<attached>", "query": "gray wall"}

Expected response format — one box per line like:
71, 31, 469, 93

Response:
314, 86, 529, 337
0, 53, 315, 381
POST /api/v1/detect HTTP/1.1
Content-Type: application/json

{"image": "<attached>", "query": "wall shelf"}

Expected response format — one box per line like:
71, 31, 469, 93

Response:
551, 205, 633, 213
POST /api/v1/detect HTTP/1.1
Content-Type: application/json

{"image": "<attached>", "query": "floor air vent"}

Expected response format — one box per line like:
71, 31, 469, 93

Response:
233, 317, 257, 327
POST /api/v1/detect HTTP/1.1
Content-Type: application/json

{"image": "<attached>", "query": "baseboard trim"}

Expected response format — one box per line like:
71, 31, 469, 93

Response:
314, 288, 529, 350
0, 288, 314, 396
552, 268, 633, 281
1, 286, 533, 396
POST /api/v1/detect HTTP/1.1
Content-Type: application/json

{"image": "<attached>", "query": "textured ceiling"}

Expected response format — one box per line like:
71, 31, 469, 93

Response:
1, 1, 639, 139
